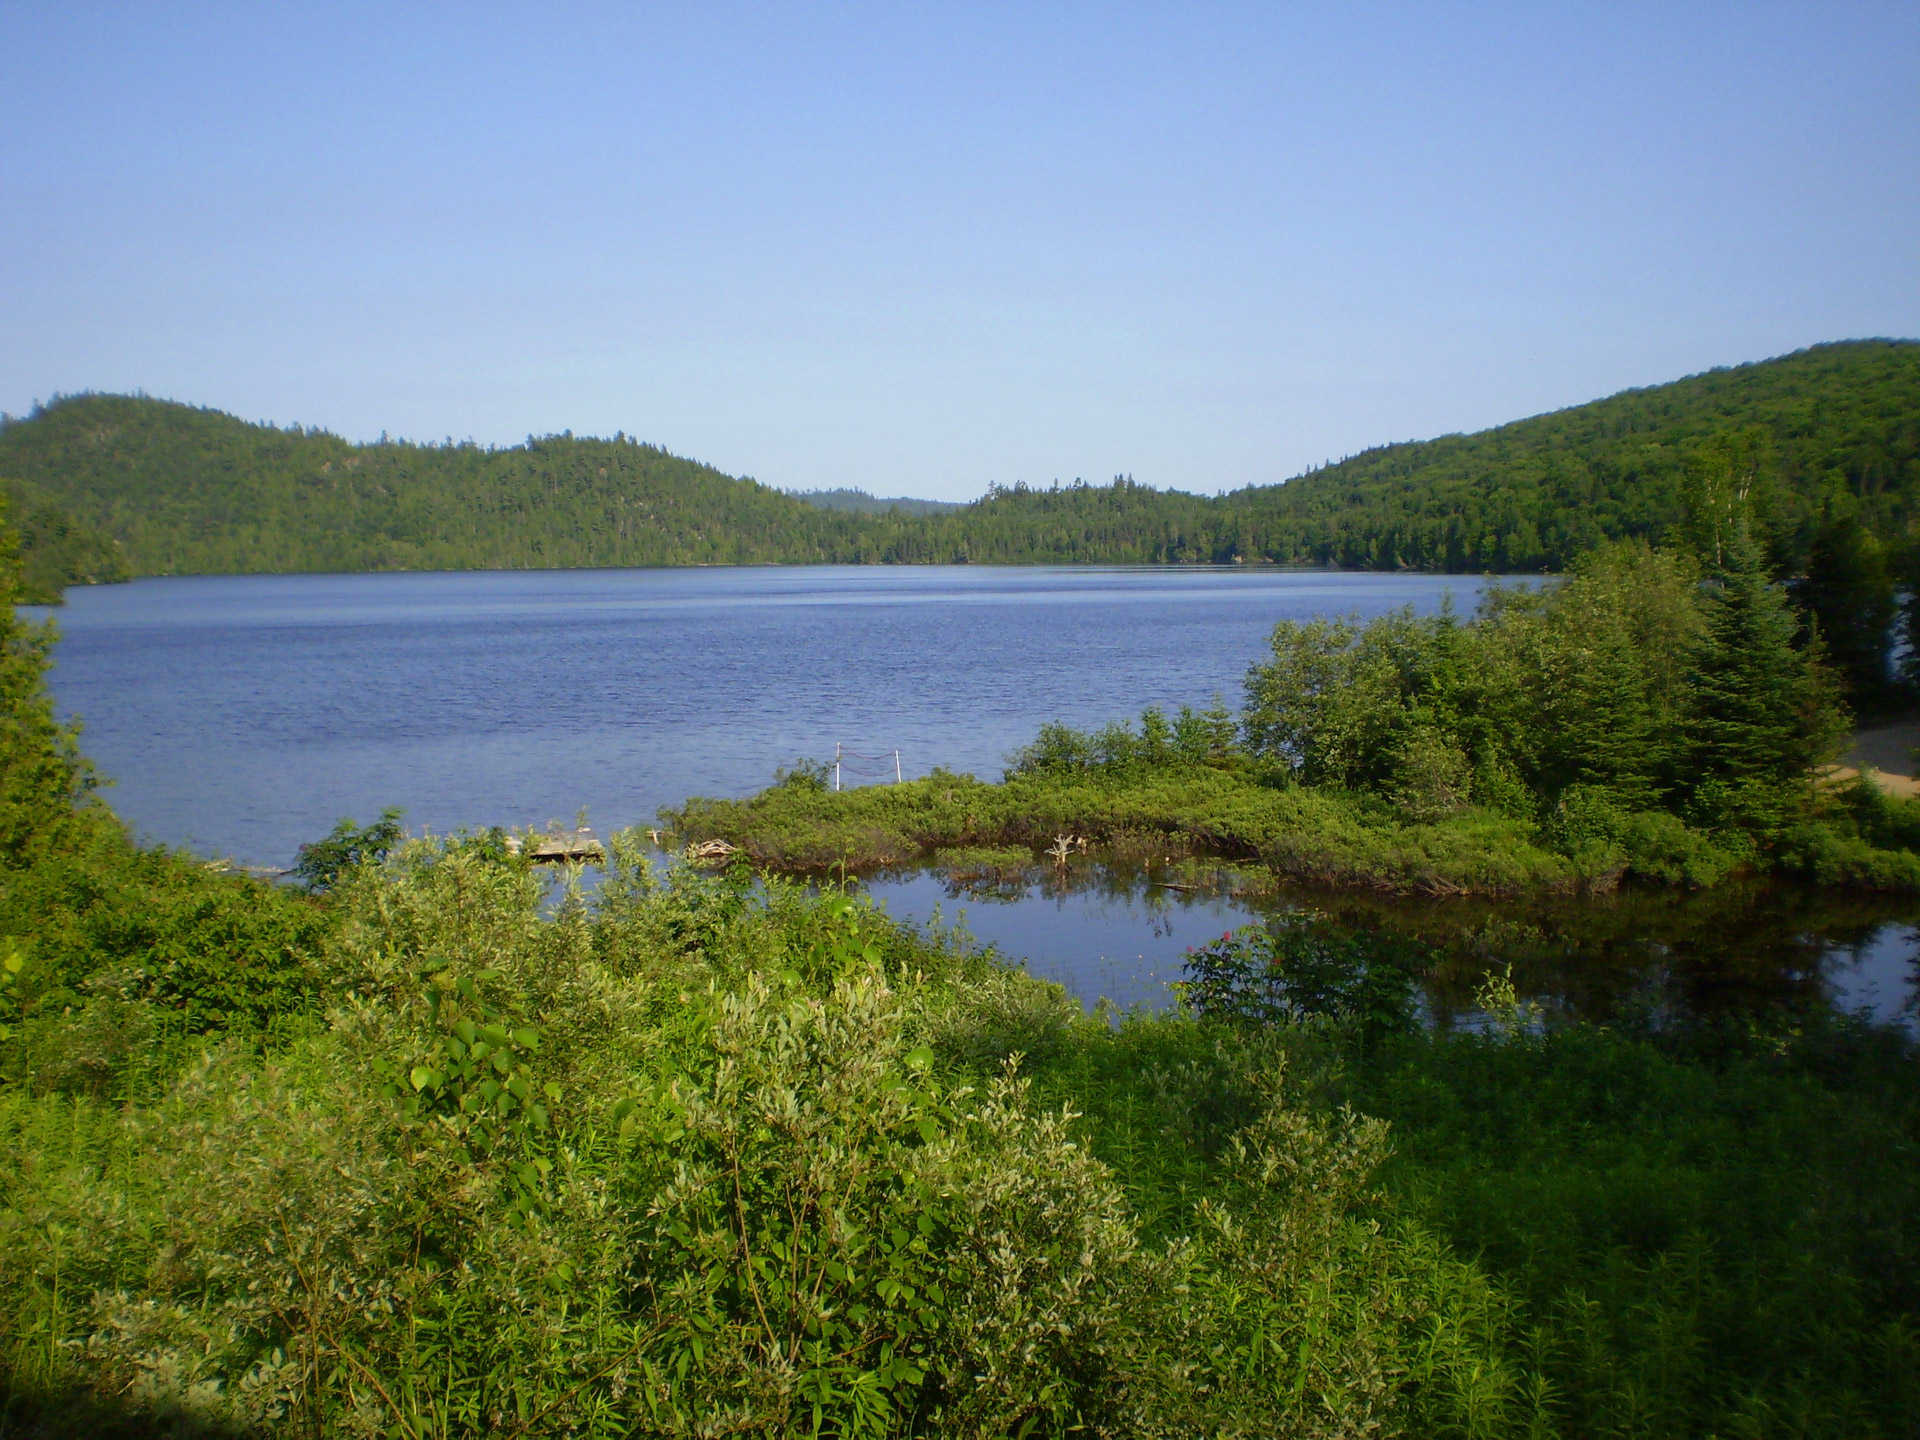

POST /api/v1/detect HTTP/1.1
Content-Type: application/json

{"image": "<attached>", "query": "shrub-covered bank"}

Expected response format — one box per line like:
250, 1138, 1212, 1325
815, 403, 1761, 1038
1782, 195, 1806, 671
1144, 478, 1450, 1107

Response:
4, 840, 1916, 1438
669, 535, 1920, 895
667, 766, 1618, 895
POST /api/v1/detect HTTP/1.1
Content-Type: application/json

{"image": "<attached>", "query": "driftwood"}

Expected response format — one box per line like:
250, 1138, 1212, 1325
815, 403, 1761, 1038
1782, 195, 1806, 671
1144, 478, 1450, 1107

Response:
687, 839, 740, 862
1046, 835, 1090, 865
202, 859, 292, 879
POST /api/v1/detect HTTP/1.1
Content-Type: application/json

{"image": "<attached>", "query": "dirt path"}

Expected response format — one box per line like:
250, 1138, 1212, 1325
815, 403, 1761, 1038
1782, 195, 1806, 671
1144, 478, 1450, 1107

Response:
1828, 721, 1920, 798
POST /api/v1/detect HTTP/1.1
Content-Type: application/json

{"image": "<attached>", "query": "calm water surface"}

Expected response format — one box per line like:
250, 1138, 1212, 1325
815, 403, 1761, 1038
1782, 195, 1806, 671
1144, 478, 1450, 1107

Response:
36, 565, 1479, 863
29, 565, 1919, 1026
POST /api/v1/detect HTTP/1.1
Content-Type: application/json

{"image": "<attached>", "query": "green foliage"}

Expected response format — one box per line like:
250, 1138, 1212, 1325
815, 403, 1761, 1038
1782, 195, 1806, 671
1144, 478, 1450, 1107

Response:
0, 805, 1912, 1436
1682, 522, 1850, 832
788, 488, 964, 517
666, 764, 1606, 896
1792, 511, 1896, 706
0, 820, 333, 1095
5, 341, 1916, 588
677, 531, 1915, 897
0, 508, 331, 1094
1228, 339, 1920, 574
1004, 701, 1239, 778
1, 449, 1917, 1436
1, 480, 128, 603
1344, 1018, 1920, 1439
771, 756, 834, 793
0, 844, 1535, 1438
292, 807, 405, 892
1238, 538, 1863, 870
0, 503, 97, 863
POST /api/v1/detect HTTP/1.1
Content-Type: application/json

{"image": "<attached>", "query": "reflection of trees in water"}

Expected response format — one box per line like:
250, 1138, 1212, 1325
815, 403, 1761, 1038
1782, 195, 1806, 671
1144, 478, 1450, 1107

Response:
911, 854, 1920, 1028
1328, 880, 1917, 1029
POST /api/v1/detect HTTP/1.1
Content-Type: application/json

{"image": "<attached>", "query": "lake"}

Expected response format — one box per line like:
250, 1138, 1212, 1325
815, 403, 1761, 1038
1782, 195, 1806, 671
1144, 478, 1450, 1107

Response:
28, 565, 1920, 1027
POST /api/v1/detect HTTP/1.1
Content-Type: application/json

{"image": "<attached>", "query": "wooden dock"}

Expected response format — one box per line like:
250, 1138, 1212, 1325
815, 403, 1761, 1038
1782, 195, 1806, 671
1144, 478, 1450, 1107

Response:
505, 829, 607, 863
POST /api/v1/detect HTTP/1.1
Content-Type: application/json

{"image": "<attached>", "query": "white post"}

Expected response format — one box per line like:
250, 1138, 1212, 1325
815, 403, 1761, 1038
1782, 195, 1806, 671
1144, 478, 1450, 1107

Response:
834, 742, 842, 793
894, 749, 902, 783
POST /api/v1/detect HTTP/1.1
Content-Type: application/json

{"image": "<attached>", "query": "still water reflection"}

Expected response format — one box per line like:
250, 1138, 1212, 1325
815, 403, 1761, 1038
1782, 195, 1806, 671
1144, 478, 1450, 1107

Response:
861, 859, 1920, 1032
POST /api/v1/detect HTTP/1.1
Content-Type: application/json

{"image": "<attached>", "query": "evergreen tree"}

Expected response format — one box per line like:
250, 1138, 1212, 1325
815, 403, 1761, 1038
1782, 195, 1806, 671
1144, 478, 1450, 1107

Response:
1790, 512, 1894, 707
1680, 521, 1847, 833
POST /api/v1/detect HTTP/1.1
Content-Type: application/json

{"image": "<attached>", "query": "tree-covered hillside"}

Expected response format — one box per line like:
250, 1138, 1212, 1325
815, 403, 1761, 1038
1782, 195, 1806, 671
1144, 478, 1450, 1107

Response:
789, 487, 963, 517
0, 396, 879, 574
1, 339, 1914, 583
1, 482, 128, 603
1238, 338, 1920, 572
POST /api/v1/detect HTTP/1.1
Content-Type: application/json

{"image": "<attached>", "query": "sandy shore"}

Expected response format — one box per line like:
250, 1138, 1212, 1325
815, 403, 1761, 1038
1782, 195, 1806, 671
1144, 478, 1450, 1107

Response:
1830, 721, 1920, 798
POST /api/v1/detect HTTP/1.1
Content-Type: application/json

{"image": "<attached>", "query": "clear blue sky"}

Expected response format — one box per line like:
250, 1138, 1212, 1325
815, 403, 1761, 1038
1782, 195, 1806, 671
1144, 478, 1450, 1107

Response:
3, 2, 1916, 500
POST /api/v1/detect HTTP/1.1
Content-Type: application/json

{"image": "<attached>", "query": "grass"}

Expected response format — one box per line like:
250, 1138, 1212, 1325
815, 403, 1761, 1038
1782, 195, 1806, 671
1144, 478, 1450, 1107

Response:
664, 766, 1607, 897
666, 757, 1920, 901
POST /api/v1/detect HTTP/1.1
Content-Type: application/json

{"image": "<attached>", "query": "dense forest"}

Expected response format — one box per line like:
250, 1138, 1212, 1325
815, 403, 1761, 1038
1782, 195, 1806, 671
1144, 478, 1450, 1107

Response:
0, 481, 127, 603
3, 339, 1914, 586
790, 488, 964, 517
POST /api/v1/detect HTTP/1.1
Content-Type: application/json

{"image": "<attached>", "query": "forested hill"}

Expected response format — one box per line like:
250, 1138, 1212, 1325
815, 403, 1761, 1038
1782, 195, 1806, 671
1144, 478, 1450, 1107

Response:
1, 339, 1914, 583
0, 396, 877, 573
1236, 338, 1920, 571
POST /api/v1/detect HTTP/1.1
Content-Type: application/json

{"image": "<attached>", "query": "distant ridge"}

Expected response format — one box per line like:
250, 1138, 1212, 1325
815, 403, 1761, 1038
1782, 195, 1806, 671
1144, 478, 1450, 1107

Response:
789, 487, 964, 517
1, 340, 1913, 586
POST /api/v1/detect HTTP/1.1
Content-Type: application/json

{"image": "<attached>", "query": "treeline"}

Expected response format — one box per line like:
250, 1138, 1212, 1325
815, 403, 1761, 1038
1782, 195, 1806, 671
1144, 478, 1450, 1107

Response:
790, 487, 963, 517
3, 339, 1915, 589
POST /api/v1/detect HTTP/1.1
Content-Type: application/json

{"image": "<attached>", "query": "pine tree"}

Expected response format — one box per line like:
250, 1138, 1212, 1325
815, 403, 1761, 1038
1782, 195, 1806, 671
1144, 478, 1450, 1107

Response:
1680, 520, 1847, 833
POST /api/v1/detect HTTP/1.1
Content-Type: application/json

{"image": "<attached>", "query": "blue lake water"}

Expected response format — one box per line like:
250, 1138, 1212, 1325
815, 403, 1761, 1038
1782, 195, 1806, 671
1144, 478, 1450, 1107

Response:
33, 565, 1480, 865
26, 565, 1920, 1027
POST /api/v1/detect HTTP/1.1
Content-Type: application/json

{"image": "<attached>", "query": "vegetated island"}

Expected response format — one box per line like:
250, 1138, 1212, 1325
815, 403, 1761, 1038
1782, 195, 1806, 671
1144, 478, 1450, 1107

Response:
2, 497, 1918, 1437
2, 338, 1915, 596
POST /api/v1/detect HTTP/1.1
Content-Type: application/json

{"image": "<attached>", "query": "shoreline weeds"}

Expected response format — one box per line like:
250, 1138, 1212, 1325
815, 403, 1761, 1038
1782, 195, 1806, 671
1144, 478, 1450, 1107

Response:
660, 759, 1920, 899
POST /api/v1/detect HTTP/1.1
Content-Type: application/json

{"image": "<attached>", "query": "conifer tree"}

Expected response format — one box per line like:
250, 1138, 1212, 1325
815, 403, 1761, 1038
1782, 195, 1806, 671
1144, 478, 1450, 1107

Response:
1791, 512, 1894, 706
1680, 519, 1846, 833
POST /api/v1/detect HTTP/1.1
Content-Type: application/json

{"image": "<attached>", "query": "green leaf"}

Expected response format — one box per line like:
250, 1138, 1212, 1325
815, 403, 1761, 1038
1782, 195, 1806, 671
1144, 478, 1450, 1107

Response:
904, 1046, 934, 1071
410, 1066, 440, 1092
